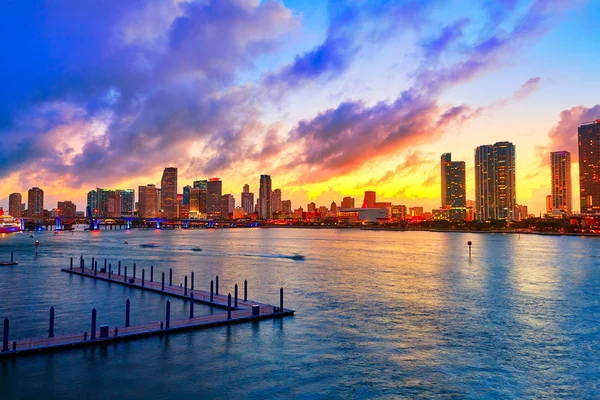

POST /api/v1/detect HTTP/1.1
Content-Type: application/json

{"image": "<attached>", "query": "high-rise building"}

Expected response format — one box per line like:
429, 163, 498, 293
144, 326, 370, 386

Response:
207, 178, 223, 218
107, 191, 122, 217
272, 188, 282, 213
258, 175, 272, 219
95, 188, 110, 217
282, 200, 292, 214
87, 190, 98, 217
546, 195, 552, 213
161, 167, 178, 218
330, 202, 337, 213
189, 188, 200, 216
241, 184, 254, 214
57, 201, 77, 217
363, 191, 376, 208
409, 207, 424, 217
155, 188, 162, 215
578, 120, 600, 213
341, 197, 355, 209
193, 180, 208, 215
550, 151, 572, 213
221, 194, 235, 217
27, 187, 44, 217
119, 189, 135, 216
441, 153, 466, 208
183, 186, 192, 205
9, 193, 21, 217
475, 141, 516, 221
307, 202, 316, 213
138, 184, 157, 218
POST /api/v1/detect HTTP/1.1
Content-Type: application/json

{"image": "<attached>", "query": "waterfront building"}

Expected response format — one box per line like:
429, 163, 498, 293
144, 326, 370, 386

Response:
307, 202, 316, 213
189, 188, 200, 216
241, 184, 254, 214
27, 187, 44, 217
391, 205, 406, 220
546, 195, 552, 213
375, 202, 391, 209
258, 175, 272, 219
119, 189, 135, 216
409, 207, 424, 218
441, 153, 467, 220
338, 207, 391, 224
138, 184, 157, 218
87, 190, 98, 217
341, 196, 355, 209
183, 185, 192, 205
475, 141, 516, 221
57, 201, 77, 217
221, 194, 235, 217
293, 207, 304, 219
9, 193, 21, 217
107, 191, 122, 217
579, 120, 600, 213
516, 204, 528, 221
550, 151, 572, 213
207, 178, 222, 218
282, 200, 292, 214
160, 167, 178, 218
363, 191, 376, 208
192, 180, 208, 215
466, 200, 475, 221
272, 189, 282, 213
331, 202, 337, 213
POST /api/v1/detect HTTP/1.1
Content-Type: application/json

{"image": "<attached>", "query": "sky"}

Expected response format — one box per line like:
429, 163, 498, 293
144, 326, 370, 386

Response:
1, 0, 600, 215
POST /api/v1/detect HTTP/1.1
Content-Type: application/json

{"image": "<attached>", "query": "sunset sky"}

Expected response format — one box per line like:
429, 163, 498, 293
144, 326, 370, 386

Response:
1, 0, 600, 214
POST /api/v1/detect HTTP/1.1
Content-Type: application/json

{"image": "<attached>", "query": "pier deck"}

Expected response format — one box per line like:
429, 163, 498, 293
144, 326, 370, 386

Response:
1, 263, 294, 358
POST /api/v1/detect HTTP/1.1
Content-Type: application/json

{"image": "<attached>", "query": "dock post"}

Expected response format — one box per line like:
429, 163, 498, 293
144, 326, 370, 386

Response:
280, 287, 283, 313
81, 257, 84, 272
210, 280, 214, 302
184, 276, 188, 296
104, 259, 107, 271
108, 264, 112, 279
94, 262, 97, 276
11, 252, 13, 263
133, 263, 136, 280
151, 265, 154, 282
3, 318, 9, 352
91, 308, 97, 340
216, 275, 219, 295
244, 280, 247, 301
165, 300, 171, 329
227, 294, 232, 320
49, 307, 55, 338
191, 271, 194, 291
118, 261, 121, 275
70, 257, 73, 271
169, 269, 173, 286
235, 284, 238, 308
80, 255, 83, 268
124, 266, 128, 283
189, 292, 194, 318
92, 257, 95, 269
142, 269, 145, 287
125, 299, 130, 327
162, 272, 165, 291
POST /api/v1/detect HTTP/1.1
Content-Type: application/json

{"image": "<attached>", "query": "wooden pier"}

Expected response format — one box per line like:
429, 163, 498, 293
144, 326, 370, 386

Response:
0, 258, 294, 358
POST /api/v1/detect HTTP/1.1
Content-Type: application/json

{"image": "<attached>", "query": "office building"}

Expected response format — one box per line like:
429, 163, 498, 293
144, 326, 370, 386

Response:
221, 194, 235, 217
107, 191, 122, 217
9, 193, 21, 217
307, 202, 316, 213
57, 201, 77, 217
475, 141, 516, 221
207, 178, 222, 218
272, 188, 282, 213
27, 187, 44, 217
138, 184, 157, 218
160, 167, 178, 218
282, 200, 292, 214
550, 151, 572, 214
241, 184, 254, 214
258, 175, 272, 219
119, 189, 135, 216
341, 197, 355, 209
363, 191, 376, 208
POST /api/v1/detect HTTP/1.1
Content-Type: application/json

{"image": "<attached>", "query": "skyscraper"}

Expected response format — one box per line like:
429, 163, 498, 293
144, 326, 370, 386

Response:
161, 167, 178, 218
363, 191, 376, 208
107, 191, 122, 217
138, 184, 157, 218
87, 190, 98, 217
282, 200, 292, 214
441, 153, 466, 208
551, 150, 573, 213
221, 194, 235, 217
258, 175, 272, 219
578, 120, 600, 213
182, 185, 192, 205
9, 193, 21, 217
475, 142, 516, 221
272, 188, 282, 213
241, 184, 254, 214
27, 187, 44, 217
119, 189, 135, 216
193, 180, 208, 215
57, 201, 77, 217
207, 178, 222, 218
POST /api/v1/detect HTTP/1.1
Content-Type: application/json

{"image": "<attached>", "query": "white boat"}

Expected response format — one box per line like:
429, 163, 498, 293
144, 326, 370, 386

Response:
0, 210, 21, 233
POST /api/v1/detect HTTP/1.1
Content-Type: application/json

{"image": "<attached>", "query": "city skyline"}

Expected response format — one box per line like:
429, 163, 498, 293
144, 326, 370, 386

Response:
1, 1, 600, 215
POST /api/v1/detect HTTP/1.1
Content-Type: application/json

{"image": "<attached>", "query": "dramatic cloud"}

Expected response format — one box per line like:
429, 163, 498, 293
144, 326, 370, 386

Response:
538, 105, 600, 165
